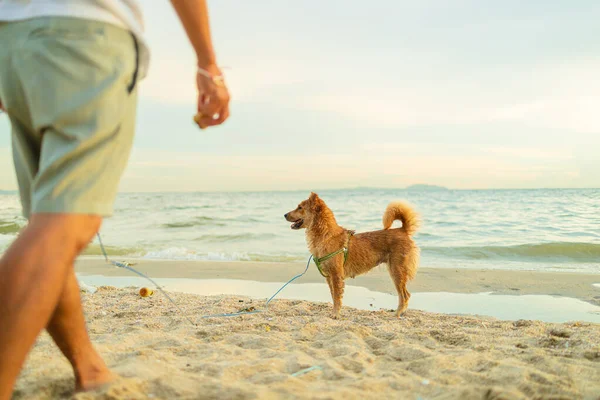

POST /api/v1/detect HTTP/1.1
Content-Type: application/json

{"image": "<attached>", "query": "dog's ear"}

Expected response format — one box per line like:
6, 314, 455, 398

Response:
309, 192, 322, 213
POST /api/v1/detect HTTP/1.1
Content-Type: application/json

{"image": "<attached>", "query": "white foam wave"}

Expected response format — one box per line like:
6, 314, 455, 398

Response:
140, 247, 306, 263
142, 247, 251, 261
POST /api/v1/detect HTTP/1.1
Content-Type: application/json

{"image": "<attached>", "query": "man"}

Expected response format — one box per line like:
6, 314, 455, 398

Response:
0, 1, 230, 397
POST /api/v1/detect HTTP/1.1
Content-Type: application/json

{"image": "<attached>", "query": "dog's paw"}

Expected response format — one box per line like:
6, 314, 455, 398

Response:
331, 312, 341, 320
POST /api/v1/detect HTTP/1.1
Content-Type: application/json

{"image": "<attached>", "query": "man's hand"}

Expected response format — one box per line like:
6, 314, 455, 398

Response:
194, 64, 230, 129
170, 0, 230, 130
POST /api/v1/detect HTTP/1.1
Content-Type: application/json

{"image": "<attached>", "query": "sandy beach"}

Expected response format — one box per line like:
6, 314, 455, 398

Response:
12, 260, 600, 399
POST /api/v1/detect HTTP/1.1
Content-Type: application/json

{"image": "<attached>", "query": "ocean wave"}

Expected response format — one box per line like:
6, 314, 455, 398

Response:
82, 244, 144, 257
161, 216, 266, 229
0, 220, 24, 235
193, 233, 277, 243
143, 247, 247, 261
423, 242, 600, 263
163, 205, 214, 211
76, 241, 600, 265
142, 247, 303, 262
162, 216, 225, 228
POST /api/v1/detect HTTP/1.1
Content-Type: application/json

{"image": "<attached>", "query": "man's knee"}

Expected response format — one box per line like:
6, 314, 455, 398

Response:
28, 214, 102, 252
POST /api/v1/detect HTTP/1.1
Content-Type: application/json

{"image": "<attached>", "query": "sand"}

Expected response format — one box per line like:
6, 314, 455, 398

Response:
14, 284, 600, 399
11, 260, 600, 399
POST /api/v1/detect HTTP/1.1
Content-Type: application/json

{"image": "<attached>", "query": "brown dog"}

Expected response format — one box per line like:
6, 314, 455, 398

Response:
285, 193, 420, 319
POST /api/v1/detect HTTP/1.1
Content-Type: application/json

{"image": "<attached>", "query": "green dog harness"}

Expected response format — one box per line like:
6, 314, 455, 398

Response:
312, 231, 354, 278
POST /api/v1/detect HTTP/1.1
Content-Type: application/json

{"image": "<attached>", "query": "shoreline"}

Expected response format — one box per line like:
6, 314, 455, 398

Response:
75, 258, 600, 307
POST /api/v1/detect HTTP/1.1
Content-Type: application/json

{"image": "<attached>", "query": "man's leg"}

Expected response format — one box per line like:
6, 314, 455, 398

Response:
0, 17, 139, 399
46, 270, 113, 391
0, 214, 101, 400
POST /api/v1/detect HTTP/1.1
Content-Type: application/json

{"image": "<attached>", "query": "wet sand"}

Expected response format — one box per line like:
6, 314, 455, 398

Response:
75, 258, 600, 306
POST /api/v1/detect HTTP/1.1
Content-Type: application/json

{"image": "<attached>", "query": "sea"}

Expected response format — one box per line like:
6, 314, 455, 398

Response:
1, 188, 599, 273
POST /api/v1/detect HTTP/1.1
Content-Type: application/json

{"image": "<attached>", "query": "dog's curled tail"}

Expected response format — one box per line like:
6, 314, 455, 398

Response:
382, 201, 420, 236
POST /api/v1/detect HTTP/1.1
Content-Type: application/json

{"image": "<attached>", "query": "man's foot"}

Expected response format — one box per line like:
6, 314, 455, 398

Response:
75, 365, 117, 392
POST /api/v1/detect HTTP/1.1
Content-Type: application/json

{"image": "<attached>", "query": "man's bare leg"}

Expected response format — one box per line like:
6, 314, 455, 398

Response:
46, 270, 114, 391
0, 214, 102, 400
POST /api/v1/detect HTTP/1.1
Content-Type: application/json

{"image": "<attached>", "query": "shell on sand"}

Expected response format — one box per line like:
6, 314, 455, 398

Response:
13, 287, 600, 400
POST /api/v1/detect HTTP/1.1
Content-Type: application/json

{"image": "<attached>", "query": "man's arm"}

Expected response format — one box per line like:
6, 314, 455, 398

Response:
170, 0, 216, 69
170, 0, 230, 128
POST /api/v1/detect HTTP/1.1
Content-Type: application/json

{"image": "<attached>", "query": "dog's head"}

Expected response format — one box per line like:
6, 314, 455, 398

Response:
284, 192, 324, 230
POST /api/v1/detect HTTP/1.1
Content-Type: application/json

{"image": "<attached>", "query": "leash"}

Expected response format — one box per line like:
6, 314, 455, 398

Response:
97, 233, 197, 326
95, 233, 313, 323
199, 255, 312, 318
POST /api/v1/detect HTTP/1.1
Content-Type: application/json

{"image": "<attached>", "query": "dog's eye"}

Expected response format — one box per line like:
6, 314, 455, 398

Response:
298, 206, 302, 210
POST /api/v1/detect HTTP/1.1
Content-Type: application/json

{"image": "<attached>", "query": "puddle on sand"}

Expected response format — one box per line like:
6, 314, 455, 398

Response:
78, 275, 600, 324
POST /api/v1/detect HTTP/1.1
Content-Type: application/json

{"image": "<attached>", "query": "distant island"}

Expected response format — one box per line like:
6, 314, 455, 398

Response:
405, 184, 449, 191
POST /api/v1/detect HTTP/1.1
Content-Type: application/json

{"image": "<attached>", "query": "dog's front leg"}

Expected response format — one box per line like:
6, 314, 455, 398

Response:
326, 275, 335, 306
329, 262, 345, 319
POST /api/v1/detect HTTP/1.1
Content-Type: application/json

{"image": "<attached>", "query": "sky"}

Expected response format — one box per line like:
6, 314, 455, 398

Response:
1, 0, 599, 191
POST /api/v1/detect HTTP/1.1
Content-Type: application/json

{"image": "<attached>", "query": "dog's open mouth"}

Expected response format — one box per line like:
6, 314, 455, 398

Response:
291, 219, 304, 230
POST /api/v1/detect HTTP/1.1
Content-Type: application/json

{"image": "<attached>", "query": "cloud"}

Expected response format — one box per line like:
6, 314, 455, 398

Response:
140, 51, 600, 137
117, 148, 589, 192
361, 142, 575, 162
290, 60, 600, 133
0, 140, 593, 194
2, 1, 599, 192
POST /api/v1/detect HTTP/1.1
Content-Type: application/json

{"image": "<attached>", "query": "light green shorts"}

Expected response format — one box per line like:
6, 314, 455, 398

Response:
0, 17, 139, 218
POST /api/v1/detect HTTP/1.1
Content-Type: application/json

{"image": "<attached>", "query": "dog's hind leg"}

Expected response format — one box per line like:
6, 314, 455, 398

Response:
388, 253, 411, 318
